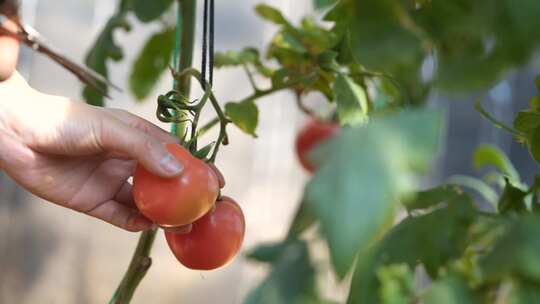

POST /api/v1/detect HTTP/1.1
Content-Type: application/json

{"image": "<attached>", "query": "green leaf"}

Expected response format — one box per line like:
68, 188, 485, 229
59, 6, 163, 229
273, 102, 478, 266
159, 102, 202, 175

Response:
528, 127, 540, 163
514, 111, 540, 134
132, 0, 174, 23
225, 100, 259, 137
473, 144, 520, 182
498, 178, 528, 215
305, 108, 444, 277
480, 215, 540, 282
404, 184, 461, 212
255, 4, 289, 25
422, 275, 478, 304
506, 279, 540, 304
347, 0, 424, 76
314, 0, 337, 9
129, 28, 176, 100
377, 264, 416, 304
192, 142, 214, 160
247, 242, 290, 263
347, 194, 477, 303
214, 48, 260, 67
530, 175, 540, 213
287, 202, 316, 239
83, 11, 131, 106
446, 175, 498, 208
245, 240, 320, 304
333, 74, 368, 126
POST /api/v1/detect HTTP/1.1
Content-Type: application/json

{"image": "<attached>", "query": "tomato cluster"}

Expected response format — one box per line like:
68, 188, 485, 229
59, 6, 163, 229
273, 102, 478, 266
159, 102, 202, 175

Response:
133, 143, 245, 270
295, 118, 340, 173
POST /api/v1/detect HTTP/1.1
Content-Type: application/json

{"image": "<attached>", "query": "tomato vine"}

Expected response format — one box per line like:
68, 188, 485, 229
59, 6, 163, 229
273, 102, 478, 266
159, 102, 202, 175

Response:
79, 0, 540, 303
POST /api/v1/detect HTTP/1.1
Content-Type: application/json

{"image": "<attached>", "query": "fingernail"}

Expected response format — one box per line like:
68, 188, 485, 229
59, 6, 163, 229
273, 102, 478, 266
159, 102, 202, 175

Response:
160, 153, 183, 175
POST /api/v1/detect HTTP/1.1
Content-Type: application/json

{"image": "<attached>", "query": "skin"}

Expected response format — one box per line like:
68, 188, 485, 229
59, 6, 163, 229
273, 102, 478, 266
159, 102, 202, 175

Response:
0, 2, 20, 81
0, 72, 225, 232
0, 3, 226, 233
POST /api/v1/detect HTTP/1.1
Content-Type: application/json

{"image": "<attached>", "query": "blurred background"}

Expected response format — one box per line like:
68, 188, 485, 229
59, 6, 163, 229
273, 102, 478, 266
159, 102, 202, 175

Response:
1, 0, 539, 303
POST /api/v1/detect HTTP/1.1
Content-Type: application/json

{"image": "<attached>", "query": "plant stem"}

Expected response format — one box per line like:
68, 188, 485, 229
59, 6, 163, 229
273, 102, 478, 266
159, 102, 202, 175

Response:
294, 92, 315, 116
172, 68, 230, 162
474, 99, 522, 137
243, 63, 260, 92
197, 72, 317, 136
110, 1, 197, 303
108, 229, 158, 304
174, 0, 196, 139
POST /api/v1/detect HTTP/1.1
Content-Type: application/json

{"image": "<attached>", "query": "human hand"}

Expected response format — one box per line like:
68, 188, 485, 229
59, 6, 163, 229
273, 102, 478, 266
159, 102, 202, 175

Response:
0, 72, 224, 231
0, 1, 20, 81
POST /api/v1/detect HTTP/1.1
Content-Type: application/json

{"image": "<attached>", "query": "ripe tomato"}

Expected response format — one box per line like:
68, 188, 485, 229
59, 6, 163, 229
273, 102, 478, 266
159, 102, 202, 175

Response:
165, 196, 245, 270
295, 118, 340, 173
133, 143, 219, 227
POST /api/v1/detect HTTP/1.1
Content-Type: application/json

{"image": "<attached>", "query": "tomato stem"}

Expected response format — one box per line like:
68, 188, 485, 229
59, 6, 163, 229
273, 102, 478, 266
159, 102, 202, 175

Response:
110, 1, 197, 303
108, 228, 157, 304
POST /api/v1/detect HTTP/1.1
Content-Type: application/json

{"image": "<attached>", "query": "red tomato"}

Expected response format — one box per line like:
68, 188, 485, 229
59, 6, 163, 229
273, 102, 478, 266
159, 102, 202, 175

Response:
165, 196, 245, 270
295, 118, 340, 173
133, 143, 219, 227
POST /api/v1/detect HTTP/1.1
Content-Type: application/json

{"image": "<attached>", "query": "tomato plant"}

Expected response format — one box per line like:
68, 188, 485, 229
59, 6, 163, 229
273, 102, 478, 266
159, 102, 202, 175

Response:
165, 196, 245, 270
295, 118, 340, 173
76, 0, 540, 303
133, 143, 219, 227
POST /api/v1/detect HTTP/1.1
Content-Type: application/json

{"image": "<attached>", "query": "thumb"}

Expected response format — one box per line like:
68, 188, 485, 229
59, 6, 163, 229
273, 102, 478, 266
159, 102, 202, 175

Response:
100, 118, 184, 178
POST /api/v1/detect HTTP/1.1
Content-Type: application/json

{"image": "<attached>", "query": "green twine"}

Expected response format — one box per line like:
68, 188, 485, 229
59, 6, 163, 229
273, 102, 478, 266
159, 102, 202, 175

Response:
171, 2, 182, 135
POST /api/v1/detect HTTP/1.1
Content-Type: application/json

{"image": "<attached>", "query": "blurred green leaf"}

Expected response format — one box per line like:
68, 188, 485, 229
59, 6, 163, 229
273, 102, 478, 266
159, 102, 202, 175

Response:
225, 100, 259, 137
514, 111, 540, 134
348, 194, 477, 303
498, 178, 528, 215
305, 108, 444, 277
215, 48, 259, 67
247, 242, 290, 263
480, 215, 540, 282
287, 202, 316, 239
129, 28, 176, 100
334, 74, 368, 126
377, 264, 416, 304
83, 7, 131, 106
506, 279, 540, 303
422, 275, 478, 304
313, 0, 337, 10
255, 4, 289, 25
446, 175, 498, 208
346, 0, 424, 77
245, 240, 320, 304
404, 184, 461, 212
473, 144, 520, 182
528, 127, 540, 163
132, 0, 174, 23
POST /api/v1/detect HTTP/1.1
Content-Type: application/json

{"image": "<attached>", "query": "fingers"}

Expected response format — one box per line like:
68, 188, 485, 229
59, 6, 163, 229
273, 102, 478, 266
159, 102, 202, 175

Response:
107, 108, 179, 144
99, 117, 184, 178
84, 199, 154, 232
0, 16, 20, 81
114, 181, 135, 208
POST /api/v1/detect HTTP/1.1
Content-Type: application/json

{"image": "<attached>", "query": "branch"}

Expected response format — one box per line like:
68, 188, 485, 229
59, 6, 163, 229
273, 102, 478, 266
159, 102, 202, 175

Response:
109, 229, 158, 304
